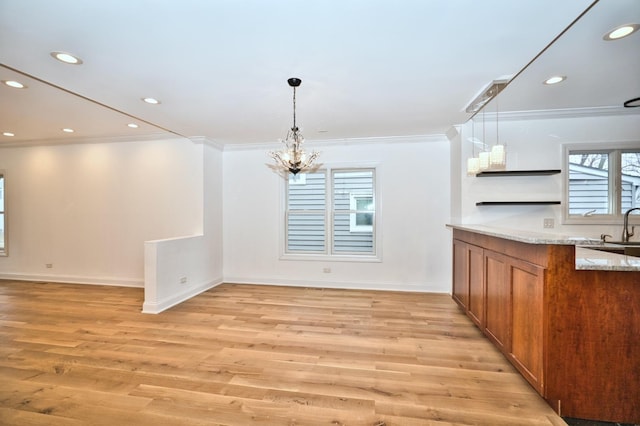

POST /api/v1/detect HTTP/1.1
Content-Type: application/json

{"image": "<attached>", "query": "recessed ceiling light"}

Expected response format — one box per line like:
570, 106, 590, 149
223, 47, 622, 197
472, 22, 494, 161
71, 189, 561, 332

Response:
603, 23, 639, 41
142, 97, 161, 105
62, 128, 75, 133
2, 80, 27, 89
543, 75, 566, 85
127, 123, 139, 128
50, 51, 83, 65
3, 132, 15, 137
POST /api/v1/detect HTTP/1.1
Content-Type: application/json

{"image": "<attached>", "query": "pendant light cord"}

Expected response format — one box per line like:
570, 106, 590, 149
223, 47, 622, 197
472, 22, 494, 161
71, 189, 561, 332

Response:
495, 94, 499, 146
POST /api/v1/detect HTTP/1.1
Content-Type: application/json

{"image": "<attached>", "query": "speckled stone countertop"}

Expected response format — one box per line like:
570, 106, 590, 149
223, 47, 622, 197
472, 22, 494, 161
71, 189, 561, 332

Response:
447, 224, 640, 272
575, 247, 640, 272
446, 224, 602, 245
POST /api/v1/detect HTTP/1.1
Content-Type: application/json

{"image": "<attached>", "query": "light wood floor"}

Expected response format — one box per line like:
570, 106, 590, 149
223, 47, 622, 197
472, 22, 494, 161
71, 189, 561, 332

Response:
0, 280, 567, 425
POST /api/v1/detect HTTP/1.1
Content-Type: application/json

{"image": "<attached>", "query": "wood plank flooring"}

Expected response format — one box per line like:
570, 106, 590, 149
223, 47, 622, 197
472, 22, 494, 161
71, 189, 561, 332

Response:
0, 280, 567, 425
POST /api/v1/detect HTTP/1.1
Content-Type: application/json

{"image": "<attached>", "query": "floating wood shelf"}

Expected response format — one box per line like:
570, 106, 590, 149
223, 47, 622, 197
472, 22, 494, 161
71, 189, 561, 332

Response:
476, 201, 561, 206
476, 169, 561, 177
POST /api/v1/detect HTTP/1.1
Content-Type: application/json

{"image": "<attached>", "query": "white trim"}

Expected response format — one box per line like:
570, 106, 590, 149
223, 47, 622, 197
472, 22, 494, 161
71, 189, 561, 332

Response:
142, 278, 222, 314
0, 170, 6, 257
280, 164, 382, 261
189, 136, 224, 150
349, 193, 374, 233
223, 134, 447, 151
279, 253, 382, 263
482, 106, 640, 122
0, 272, 144, 287
562, 141, 640, 225
0, 132, 178, 148
222, 276, 446, 293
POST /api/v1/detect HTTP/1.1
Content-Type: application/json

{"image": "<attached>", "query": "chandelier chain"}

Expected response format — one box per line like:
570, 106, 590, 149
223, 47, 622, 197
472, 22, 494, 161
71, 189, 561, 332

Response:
292, 86, 297, 130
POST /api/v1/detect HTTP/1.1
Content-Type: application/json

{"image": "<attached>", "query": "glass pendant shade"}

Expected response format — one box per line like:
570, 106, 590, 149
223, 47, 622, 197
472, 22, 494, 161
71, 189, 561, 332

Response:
467, 157, 480, 176
490, 144, 506, 168
478, 151, 490, 170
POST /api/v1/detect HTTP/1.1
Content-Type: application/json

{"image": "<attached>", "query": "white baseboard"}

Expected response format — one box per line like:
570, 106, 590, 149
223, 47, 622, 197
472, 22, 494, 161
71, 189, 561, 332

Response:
0, 272, 143, 287
222, 276, 448, 293
142, 277, 223, 314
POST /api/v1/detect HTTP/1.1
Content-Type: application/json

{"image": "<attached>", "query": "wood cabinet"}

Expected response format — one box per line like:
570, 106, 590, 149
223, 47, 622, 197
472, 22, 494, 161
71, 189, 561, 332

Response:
452, 240, 544, 393
451, 228, 640, 423
452, 240, 484, 328
483, 249, 511, 352
452, 240, 469, 309
467, 244, 484, 327
508, 257, 544, 393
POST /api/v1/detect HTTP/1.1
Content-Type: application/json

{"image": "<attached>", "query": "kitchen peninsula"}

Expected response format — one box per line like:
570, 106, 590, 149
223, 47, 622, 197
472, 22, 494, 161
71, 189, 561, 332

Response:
448, 224, 640, 424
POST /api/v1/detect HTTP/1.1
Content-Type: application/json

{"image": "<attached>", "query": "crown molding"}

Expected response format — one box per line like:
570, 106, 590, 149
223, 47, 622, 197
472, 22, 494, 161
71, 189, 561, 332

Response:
188, 136, 224, 150
477, 106, 640, 121
222, 133, 448, 152
0, 132, 178, 149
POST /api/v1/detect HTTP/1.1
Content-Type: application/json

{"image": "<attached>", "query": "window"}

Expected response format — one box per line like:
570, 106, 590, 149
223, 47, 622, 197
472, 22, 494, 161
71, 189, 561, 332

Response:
564, 145, 640, 223
349, 193, 374, 233
285, 168, 377, 258
0, 172, 5, 256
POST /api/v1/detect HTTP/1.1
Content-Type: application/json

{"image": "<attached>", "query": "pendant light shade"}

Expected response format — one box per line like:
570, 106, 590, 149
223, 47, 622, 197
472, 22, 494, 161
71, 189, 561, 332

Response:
467, 157, 480, 176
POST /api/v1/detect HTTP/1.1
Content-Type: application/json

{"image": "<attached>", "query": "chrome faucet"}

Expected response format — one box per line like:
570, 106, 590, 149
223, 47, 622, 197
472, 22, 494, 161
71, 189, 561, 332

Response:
622, 207, 640, 242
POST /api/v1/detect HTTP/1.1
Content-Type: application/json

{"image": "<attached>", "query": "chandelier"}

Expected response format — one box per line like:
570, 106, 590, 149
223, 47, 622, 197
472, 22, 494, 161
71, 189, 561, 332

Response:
269, 77, 319, 175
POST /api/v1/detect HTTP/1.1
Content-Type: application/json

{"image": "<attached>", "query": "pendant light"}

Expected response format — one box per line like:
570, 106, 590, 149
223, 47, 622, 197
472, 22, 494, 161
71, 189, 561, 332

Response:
466, 117, 480, 175
269, 78, 320, 175
489, 93, 506, 168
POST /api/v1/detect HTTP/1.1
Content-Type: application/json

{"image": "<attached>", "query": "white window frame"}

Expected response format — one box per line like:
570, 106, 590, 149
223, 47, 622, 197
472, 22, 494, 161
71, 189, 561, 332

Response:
563, 142, 640, 225
348, 193, 374, 233
0, 171, 6, 256
280, 163, 381, 262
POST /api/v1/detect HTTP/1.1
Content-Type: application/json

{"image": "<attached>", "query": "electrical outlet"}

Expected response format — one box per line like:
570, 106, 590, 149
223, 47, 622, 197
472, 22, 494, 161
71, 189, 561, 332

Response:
179, 276, 187, 284
543, 218, 555, 229
45, 263, 53, 268
322, 267, 331, 273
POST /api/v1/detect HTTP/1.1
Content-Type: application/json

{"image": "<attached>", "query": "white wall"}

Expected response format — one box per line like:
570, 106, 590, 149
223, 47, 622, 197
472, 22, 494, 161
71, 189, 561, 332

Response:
143, 140, 224, 313
223, 136, 452, 293
455, 111, 640, 239
0, 137, 205, 286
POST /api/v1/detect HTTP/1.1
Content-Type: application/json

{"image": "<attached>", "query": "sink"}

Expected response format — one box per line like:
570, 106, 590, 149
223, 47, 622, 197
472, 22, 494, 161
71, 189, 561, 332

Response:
586, 245, 640, 257
588, 246, 625, 255
606, 241, 640, 246
625, 246, 640, 257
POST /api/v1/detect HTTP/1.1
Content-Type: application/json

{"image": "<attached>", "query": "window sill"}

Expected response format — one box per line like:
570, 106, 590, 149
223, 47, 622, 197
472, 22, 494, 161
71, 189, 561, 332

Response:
280, 253, 381, 263
562, 215, 632, 226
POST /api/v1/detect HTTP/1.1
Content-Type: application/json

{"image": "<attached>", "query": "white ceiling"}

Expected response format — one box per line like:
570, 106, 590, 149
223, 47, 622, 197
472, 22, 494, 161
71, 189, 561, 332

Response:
1, 0, 637, 147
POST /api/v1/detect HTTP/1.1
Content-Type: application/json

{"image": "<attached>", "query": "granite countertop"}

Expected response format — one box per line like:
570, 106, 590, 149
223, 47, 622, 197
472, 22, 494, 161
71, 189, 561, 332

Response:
447, 224, 640, 272
575, 247, 640, 272
446, 224, 602, 245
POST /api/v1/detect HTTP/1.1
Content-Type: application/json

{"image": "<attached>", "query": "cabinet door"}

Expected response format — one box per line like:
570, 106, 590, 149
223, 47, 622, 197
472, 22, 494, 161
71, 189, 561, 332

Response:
467, 244, 485, 327
509, 259, 544, 394
484, 250, 511, 352
452, 240, 469, 309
